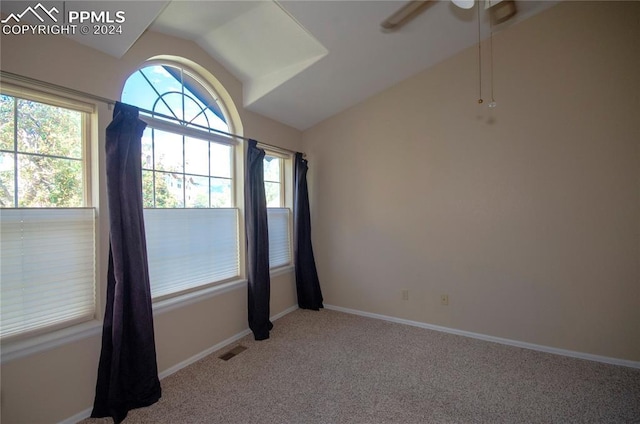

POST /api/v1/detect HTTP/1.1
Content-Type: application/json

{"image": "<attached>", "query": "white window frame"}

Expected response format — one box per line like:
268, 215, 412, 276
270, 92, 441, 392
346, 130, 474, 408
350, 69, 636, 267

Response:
122, 62, 243, 301
262, 148, 293, 270
140, 116, 242, 300
0, 83, 98, 344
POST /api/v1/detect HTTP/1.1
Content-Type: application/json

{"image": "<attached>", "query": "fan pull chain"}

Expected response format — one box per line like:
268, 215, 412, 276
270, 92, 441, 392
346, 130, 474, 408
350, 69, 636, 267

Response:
477, 1, 483, 104
488, 12, 497, 108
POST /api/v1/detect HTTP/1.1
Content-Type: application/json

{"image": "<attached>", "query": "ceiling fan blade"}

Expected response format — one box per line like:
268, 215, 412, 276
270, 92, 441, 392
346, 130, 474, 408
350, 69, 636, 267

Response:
380, 0, 434, 31
451, 0, 475, 9
486, 0, 517, 24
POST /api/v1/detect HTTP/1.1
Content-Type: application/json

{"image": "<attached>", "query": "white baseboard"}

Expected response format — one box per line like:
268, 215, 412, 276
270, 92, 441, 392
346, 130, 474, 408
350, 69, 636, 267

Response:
324, 304, 640, 369
159, 304, 299, 380
158, 329, 252, 380
59, 304, 299, 424
58, 407, 93, 424
271, 304, 299, 322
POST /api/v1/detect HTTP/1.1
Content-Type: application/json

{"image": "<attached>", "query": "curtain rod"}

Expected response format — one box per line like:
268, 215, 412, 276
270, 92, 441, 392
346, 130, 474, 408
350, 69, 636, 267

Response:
0, 70, 301, 157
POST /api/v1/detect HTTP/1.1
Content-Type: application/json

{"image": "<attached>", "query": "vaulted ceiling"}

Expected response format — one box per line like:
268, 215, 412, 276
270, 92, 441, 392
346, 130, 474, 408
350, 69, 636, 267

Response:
2, 0, 559, 130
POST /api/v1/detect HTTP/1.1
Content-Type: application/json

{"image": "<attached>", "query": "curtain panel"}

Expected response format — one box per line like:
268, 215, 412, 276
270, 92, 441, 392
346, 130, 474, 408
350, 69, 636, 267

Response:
245, 139, 273, 340
294, 153, 324, 310
91, 102, 161, 423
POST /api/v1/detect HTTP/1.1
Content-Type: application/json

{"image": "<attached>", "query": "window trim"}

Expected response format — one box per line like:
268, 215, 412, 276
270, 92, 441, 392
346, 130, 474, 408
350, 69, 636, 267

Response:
124, 61, 233, 135
1, 83, 95, 114
261, 146, 293, 207
123, 60, 244, 299
139, 114, 238, 148
1, 83, 95, 207
262, 147, 294, 269
0, 82, 98, 345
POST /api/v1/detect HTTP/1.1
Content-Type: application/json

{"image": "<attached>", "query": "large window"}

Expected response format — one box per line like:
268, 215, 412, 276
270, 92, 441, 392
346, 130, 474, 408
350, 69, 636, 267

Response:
122, 63, 239, 299
0, 86, 95, 340
264, 152, 291, 269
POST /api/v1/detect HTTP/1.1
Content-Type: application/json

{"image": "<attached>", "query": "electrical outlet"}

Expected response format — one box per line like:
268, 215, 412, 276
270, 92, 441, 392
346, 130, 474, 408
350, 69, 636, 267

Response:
402, 289, 409, 301
440, 294, 449, 306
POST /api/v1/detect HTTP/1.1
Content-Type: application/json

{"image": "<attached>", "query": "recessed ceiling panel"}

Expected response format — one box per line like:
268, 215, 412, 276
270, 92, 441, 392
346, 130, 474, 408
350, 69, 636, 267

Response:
151, 1, 327, 108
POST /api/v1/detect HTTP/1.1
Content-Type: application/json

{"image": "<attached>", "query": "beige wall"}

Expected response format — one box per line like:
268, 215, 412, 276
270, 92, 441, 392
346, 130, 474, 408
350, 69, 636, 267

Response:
304, 1, 640, 362
2, 1, 639, 422
0, 28, 300, 423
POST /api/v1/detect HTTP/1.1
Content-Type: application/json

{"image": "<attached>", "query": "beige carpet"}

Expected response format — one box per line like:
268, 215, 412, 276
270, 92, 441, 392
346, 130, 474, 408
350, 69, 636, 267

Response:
80, 309, 640, 423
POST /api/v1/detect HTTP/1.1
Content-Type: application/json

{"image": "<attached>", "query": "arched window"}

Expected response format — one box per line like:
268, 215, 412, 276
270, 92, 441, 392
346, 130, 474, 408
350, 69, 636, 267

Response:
121, 61, 239, 299
122, 63, 229, 133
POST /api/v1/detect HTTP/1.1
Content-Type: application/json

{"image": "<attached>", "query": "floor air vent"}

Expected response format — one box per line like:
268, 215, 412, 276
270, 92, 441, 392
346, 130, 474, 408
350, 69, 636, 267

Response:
219, 345, 247, 361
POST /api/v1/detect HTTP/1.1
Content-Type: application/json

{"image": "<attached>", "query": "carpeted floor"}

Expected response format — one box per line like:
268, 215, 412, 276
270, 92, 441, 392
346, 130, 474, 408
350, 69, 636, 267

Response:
80, 308, 640, 423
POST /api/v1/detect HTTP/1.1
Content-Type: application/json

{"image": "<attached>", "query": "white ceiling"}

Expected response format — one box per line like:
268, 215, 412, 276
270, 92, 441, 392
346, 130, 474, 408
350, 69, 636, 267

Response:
2, 0, 559, 130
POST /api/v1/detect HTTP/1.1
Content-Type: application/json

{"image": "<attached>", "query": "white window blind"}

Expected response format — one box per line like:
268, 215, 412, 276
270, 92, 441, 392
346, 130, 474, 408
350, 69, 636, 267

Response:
0, 208, 96, 339
144, 208, 239, 299
267, 208, 291, 268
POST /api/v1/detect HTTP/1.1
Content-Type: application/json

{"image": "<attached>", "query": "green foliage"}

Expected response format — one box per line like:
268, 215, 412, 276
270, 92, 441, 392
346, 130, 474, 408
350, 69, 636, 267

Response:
0, 95, 84, 207
0, 95, 14, 151
143, 170, 181, 208
17, 99, 81, 158
0, 96, 16, 206
265, 181, 281, 207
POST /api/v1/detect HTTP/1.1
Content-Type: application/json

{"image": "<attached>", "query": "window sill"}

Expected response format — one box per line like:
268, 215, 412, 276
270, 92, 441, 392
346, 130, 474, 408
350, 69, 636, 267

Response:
0, 267, 295, 364
0, 320, 103, 364
152, 278, 248, 315
270, 264, 295, 278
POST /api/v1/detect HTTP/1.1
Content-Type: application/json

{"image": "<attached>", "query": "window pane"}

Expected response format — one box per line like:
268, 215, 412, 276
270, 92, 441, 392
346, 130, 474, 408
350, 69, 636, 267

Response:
1, 95, 14, 151
210, 177, 231, 207
183, 96, 210, 128
186, 175, 209, 208
159, 92, 187, 121
210, 143, 231, 178
121, 70, 159, 113
17, 154, 82, 207
143, 65, 181, 92
151, 99, 178, 123
264, 156, 281, 207
144, 208, 239, 298
0, 153, 15, 207
185, 137, 209, 176
153, 129, 183, 173
207, 113, 229, 133
141, 128, 153, 170
142, 170, 154, 208
264, 156, 280, 182
155, 172, 184, 208
265, 182, 281, 207
181, 69, 225, 119
0, 208, 95, 339
17, 99, 82, 159
142, 128, 233, 210
267, 208, 291, 268
139, 66, 183, 120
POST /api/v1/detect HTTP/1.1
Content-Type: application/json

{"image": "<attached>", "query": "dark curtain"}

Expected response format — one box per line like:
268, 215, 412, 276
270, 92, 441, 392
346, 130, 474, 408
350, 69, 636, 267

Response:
294, 153, 324, 310
91, 103, 161, 424
245, 139, 273, 340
